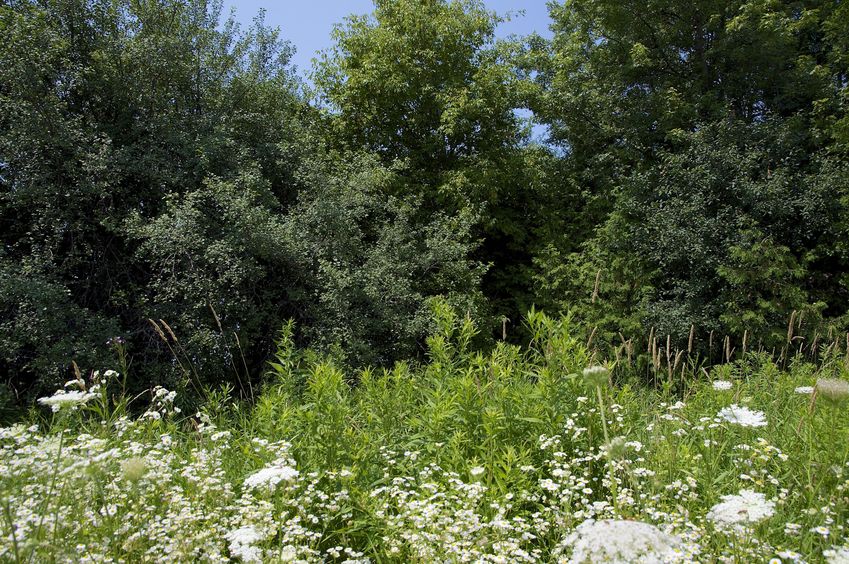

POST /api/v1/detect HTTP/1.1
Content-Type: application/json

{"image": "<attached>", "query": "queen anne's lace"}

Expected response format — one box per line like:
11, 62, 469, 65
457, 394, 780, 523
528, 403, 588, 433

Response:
243, 463, 299, 490
717, 405, 768, 427
707, 489, 775, 532
563, 519, 683, 563
37, 390, 98, 412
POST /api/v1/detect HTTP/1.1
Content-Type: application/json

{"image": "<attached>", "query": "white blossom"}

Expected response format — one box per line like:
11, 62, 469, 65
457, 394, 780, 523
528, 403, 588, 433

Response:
707, 490, 775, 531
717, 405, 768, 428
244, 463, 299, 490
37, 389, 97, 412
562, 519, 683, 563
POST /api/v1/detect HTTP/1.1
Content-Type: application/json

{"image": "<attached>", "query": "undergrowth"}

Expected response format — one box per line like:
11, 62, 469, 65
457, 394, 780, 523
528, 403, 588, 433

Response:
1, 302, 848, 562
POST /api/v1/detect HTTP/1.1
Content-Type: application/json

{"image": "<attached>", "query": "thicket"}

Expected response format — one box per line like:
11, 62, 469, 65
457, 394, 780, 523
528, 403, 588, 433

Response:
1, 0, 848, 401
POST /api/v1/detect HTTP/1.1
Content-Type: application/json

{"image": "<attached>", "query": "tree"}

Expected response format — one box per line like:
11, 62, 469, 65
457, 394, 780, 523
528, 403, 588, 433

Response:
315, 0, 566, 332
534, 0, 849, 348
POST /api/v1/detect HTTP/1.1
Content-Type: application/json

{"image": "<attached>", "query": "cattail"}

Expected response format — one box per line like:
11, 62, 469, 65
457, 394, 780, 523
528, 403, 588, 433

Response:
620, 333, 633, 365
673, 350, 684, 373
665, 336, 673, 380
724, 336, 731, 363
652, 338, 659, 371
742, 330, 748, 356
688, 325, 695, 354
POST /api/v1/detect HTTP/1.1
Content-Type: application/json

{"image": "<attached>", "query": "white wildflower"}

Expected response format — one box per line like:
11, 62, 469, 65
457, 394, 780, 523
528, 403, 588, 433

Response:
707, 489, 775, 531
563, 519, 682, 563
470, 466, 485, 477
717, 405, 767, 428
811, 526, 831, 538
795, 386, 814, 395
816, 378, 849, 404
824, 546, 849, 564
226, 526, 263, 562
582, 365, 610, 387
712, 380, 733, 391
37, 389, 97, 412
244, 463, 299, 490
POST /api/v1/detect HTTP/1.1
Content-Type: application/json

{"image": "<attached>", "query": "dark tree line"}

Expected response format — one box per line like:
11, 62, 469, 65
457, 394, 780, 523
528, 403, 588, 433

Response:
1, 0, 847, 400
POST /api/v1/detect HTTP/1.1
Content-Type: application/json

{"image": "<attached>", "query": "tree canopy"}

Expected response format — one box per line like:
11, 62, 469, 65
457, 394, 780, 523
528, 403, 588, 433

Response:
0, 0, 847, 399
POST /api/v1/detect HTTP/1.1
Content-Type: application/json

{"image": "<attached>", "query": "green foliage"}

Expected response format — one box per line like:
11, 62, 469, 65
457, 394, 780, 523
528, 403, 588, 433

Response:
314, 0, 561, 332
535, 0, 849, 350
1, 0, 848, 401
0, 0, 489, 396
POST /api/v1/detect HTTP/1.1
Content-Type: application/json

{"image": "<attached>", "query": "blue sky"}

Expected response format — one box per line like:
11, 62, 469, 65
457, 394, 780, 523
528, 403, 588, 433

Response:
221, 1, 554, 77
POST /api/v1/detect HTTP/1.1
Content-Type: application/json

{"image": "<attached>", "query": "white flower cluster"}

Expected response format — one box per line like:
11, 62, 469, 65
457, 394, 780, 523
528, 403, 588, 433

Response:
717, 405, 768, 428
562, 519, 683, 563
243, 462, 300, 491
37, 389, 97, 412
707, 489, 775, 532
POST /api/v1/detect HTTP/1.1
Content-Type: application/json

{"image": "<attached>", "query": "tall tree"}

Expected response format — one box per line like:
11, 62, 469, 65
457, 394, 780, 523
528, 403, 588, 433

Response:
314, 0, 564, 329
535, 0, 849, 347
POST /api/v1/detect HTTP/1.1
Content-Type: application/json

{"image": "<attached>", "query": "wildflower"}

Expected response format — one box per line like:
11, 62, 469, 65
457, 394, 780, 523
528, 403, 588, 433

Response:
121, 457, 147, 482
562, 519, 682, 563
717, 405, 768, 428
824, 546, 849, 564
244, 463, 299, 491
37, 389, 97, 412
811, 526, 831, 538
540, 479, 559, 492
795, 386, 814, 395
713, 380, 733, 391
226, 526, 263, 562
816, 379, 849, 405
707, 489, 775, 531
470, 466, 485, 477
604, 436, 627, 458
582, 365, 610, 388
784, 522, 801, 536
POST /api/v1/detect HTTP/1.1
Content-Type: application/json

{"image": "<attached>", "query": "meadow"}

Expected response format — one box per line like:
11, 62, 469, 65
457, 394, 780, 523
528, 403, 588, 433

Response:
2, 304, 848, 563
